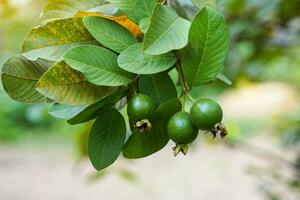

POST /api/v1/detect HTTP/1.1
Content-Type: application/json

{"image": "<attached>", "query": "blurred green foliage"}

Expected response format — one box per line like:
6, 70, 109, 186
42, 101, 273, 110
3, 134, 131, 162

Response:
0, 0, 84, 144
178, 0, 300, 87
223, 0, 300, 88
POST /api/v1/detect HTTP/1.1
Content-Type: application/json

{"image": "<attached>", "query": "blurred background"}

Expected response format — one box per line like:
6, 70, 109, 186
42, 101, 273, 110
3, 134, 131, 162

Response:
0, 0, 299, 199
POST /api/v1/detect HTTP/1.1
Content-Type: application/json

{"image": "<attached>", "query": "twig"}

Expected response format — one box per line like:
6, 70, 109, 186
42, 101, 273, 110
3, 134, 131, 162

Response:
175, 52, 195, 103
175, 54, 189, 92
176, 63, 187, 93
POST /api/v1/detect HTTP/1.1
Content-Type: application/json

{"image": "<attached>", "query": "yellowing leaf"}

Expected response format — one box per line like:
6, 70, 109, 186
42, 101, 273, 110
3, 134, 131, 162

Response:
75, 11, 103, 18
75, 11, 142, 37
22, 18, 96, 61
113, 15, 142, 37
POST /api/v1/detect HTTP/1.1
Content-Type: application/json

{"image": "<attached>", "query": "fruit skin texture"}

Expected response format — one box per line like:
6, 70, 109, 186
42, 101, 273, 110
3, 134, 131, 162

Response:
127, 94, 156, 121
167, 111, 198, 144
190, 98, 223, 130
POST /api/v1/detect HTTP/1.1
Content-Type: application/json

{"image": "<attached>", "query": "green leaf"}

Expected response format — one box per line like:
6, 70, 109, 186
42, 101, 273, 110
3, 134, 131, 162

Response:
123, 99, 182, 159
83, 16, 138, 53
91, 4, 120, 16
133, 0, 157, 22
139, 17, 150, 33
118, 43, 176, 74
107, 0, 156, 23
64, 45, 134, 86
36, 61, 116, 105
143, 4, 190, 55
217, 72, 232, 85
170, 0, 189, 20
89, 107, 126, 171
40, 0, 108, 24
192, 0, 217, 9
68, 88, 128, 125
22, 18, 96, 61
1, 55, 53, 103
49, 104, 87, 119
106, 0, 137, 22
182, 7, 229, 87
138, 73, 177, 107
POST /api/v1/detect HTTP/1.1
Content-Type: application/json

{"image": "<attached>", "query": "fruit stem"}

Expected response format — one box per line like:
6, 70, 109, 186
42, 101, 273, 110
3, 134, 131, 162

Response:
175, 52, 195, 103
182, 95, 186, 111
128, 75, 140, 98
175, 56, 188, 89
186, 93, 196, 103
176, 62, 189, 94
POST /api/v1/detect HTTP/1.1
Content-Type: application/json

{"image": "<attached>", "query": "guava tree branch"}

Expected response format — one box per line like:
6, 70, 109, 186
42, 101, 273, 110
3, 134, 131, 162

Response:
175, 53, 195, 102
176, 61, 189, 94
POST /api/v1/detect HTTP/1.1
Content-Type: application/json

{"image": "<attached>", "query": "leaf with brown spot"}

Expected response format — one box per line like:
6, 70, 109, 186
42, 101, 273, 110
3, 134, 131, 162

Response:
36, 61, 116, 105
1, 55, 54, 103
22, 17, 97, 61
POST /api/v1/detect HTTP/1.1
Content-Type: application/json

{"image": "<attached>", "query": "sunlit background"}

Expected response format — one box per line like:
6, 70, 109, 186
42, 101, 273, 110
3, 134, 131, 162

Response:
0, 0, 299, 200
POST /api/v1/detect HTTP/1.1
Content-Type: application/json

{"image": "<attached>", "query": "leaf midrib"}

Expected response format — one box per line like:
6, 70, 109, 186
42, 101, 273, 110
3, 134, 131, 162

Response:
123, 55, 173, 65
92, 21, 135, 50
142, 0, 152, 17
36, 80, 93, 88
98, 110, 114, 169
66, 59, 131, 81
144, 12, 179, 50
23, 40, 97, 52
2, 73, 40, 81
